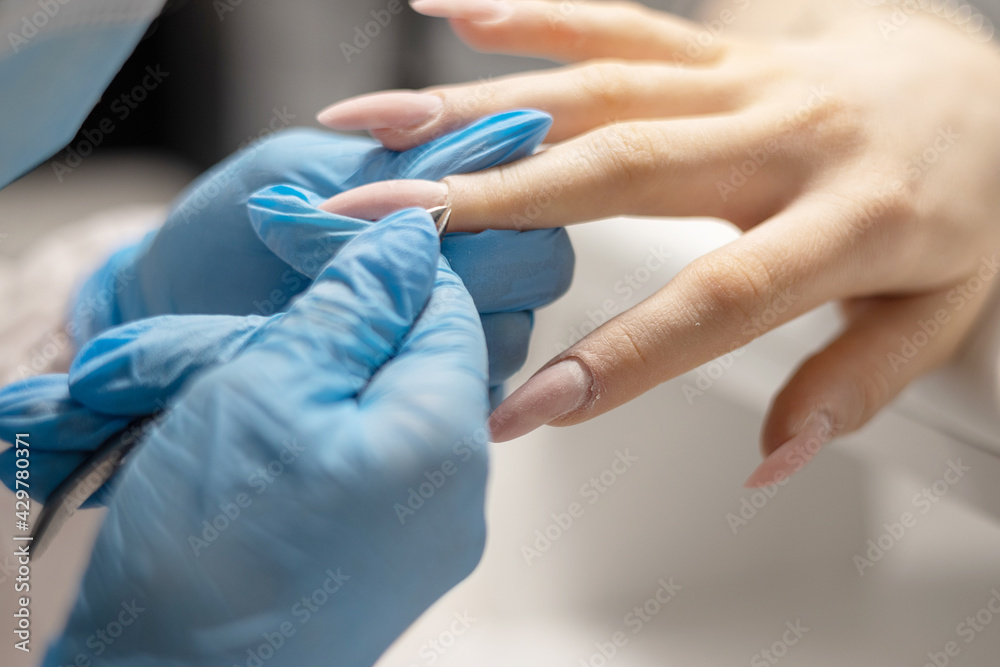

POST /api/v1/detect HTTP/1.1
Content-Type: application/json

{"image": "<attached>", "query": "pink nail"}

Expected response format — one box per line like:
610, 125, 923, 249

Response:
744, 413, 835, 488
320, 180, 448, 220
488, 359, 593, 443
317, 92, 443, 131
410, 0, 514, 23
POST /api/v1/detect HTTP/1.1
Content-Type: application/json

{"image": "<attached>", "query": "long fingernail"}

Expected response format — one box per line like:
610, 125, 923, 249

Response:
744, 413, 835, 488
320, 180, 448, 219
317, 92, 443, 131
488, 359, 593, 443
411, 0, 514, 23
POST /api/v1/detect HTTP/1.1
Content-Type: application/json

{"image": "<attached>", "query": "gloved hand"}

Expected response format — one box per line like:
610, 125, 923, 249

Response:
45, 208, 492, 666
71, 110, 574, 392
0, 114, 574, 503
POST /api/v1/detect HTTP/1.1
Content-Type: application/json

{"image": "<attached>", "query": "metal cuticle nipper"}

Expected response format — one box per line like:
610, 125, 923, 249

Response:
30, 416, 155, 558
427, 204, 452, 238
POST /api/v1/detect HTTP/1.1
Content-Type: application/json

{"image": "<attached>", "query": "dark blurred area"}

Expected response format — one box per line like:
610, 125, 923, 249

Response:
68, 0, 440, 170
5, 0, 697, 257
65, 0, 702, 172
70, 0, 226, 170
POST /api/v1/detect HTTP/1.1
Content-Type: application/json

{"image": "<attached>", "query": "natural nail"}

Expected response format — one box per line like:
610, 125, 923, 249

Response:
744, 413, 835, 488
410, 0, 514, 23
320, 180, 448, 220
488, 358, 593, 443
317, 92, 443, 131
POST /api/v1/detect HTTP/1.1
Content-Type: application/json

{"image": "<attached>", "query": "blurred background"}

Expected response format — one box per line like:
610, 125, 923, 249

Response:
3, 1, 1000, 665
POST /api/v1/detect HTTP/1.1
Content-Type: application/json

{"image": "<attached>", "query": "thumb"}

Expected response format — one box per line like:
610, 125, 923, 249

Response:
248, 207, 441, 400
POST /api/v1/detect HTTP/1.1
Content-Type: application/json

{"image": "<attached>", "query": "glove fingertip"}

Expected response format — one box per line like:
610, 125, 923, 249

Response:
319, 207, 439, 278
249, 184, 370, 279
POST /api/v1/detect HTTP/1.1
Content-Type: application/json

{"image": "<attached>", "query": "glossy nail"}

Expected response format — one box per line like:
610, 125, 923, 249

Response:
320, 180, 448, 220
317, 92, 443, 131
489, 359, 593, 443
744, 413, 835, 488
411, 0, 514, 23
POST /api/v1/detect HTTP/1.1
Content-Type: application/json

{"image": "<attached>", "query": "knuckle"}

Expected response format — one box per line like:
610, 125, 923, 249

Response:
588, 123, 661, 188
686, 249, 779, 328
771, 89, 866, 158
575, 61, 636, 113
854, 187, 917, 232
840, 185, 918, 259
857, 366, 893, 422
605, 316, 656, 367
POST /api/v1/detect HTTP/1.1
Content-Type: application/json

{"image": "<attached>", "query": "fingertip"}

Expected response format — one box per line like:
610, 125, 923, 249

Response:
487, 358, 594, 442
316, 91, 443, 131
319, 180, 448, 219
746, 412, 836, 488
410, 0, 515, 24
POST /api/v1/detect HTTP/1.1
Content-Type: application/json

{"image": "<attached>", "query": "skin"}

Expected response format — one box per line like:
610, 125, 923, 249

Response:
318, 0, 1000, 484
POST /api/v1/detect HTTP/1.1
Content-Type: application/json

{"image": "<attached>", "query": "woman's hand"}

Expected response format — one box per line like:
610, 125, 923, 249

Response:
316, 0, 1000, 486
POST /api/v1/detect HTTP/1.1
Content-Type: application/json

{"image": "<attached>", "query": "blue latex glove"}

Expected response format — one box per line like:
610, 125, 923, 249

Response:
0, 127, 574, 502
0, 2, 164, 188
45, 208, 492, 666
71, 110, 574, 391
0, 375, 130, 506
246, 184, 571, 392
